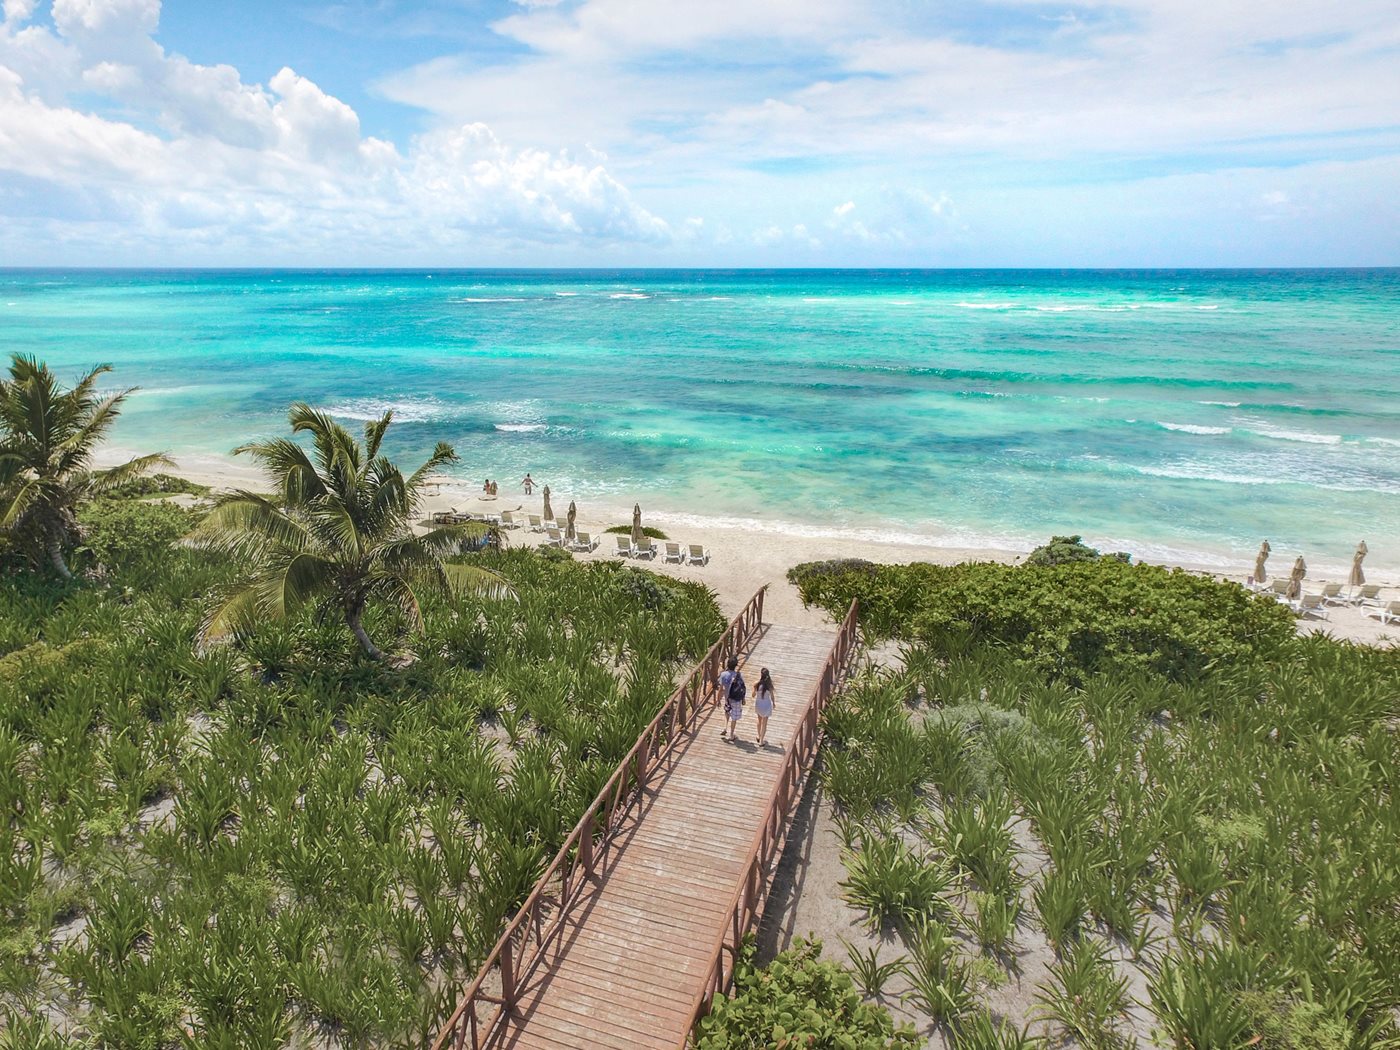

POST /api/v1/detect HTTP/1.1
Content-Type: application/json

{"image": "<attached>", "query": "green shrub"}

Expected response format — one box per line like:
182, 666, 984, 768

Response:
695, 939, 917, 1048
102, 472, 210, 500
604, 524, 669, 540
1025, 535, 1129, 566
77, 498, 196, 569
789, 557, 1294, 681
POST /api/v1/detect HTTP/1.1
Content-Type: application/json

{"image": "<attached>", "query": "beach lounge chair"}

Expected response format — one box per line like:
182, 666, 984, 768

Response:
544, 527, 564, 548
613, 534, 633, 557
498, 510, 522, 530
1295, 593, 1329, 620
662, 541, 684, 564
688, 544, 710, 567
431, 510, 457, 525
633, 539, 657, 560
1351, 583, 1383, 607
1318, 582, 1346, 606
1365, 600, 1400, 626
528, 514, 544, 532
569, 531, 599, 553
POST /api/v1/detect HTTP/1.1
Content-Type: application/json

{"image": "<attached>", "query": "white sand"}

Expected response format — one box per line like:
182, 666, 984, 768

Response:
146, 453, 1400, 648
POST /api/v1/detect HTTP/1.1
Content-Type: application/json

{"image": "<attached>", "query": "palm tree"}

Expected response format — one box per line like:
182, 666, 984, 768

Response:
0, 354, 171, 578
189, 402, 508, 660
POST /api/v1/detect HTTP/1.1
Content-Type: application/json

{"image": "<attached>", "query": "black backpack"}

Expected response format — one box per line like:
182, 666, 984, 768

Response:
727, 670, 747, 705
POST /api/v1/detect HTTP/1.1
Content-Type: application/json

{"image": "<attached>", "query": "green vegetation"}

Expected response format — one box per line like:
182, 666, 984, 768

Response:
0, 355, 170, 578
810, 555, 1400, 1046
1024, 534, 1129, 567
604, 524, 669, 540
789, 553, 1295, 681
694, 939, 917, 1049
0, 482, 725, 1046
189, 403, 506, 660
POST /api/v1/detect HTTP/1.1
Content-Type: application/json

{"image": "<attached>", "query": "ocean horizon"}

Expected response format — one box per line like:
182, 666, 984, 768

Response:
4, 267, 1397, 575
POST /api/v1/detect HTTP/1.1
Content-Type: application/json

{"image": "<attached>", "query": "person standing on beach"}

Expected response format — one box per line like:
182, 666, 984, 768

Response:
753, 668, 776, 747
717, 656, 746, 742
522, 473, 535, 495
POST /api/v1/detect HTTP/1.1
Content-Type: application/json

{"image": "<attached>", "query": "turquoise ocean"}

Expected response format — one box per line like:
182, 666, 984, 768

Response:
2, 269, 1397, 573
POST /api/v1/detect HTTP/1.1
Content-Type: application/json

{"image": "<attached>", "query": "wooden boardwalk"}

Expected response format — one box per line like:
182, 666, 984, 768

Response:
494, 621, 840, 1049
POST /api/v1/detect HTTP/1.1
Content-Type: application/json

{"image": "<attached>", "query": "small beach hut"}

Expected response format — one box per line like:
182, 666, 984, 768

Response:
1254, 540, 1270, 585
1350, 540, 1368, 587
542, 486, 553, 523
566, 501, 577, 543
631, 503, 644, 548
1288, 556, 1307, 600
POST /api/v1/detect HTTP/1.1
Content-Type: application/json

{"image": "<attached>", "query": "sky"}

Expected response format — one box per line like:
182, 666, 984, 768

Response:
0, 0, 1397, 266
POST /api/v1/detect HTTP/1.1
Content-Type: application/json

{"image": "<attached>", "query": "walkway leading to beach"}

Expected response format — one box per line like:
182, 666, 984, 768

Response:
484, 619, 846, 1049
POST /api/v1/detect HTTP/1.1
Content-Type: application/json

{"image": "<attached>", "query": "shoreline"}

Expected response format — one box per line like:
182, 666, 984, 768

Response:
112, 448, 1399, 646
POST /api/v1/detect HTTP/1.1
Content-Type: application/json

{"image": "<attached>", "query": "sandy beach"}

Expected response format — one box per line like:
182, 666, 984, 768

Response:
144, 451, 1400, 648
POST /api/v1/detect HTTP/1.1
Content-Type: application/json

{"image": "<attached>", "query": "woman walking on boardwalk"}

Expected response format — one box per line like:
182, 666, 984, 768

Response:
753, 668, 776, 747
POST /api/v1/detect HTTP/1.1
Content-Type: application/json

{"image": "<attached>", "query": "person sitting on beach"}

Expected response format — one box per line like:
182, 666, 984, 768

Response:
717, 656, 746, 742
522, 473, 535, 495
489, 479, 498, 496
753, 668, 776, 747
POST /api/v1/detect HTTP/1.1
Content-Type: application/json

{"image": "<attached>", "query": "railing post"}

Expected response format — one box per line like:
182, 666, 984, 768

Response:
579, 810, 594, 875
501, 937, 516, 1013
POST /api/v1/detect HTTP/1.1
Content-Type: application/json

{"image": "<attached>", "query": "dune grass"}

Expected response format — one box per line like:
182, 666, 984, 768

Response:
809, 559, 1400, 1047
0, 497, 724, 1047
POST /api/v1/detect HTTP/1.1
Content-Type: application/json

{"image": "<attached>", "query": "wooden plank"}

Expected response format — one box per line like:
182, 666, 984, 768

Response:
485, 620, 842, 1050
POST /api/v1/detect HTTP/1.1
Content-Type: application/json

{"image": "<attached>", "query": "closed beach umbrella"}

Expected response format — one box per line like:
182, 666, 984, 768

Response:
1254, 540, 1270, 584
1288, 556, 1307, 600
566, 501, 577, 543
542, 486, 553, 522
1350, 540, 1368, 587
631, 503, 644, 547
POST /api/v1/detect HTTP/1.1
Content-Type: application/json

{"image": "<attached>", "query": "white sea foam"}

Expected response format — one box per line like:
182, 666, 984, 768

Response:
554, 291, 578, 297
494, 423, 546, 433
1244, 427, 1342, 445
1195, 305, 1219, 310
801, 297, 836, 302
954, 301, 1015, 309
609, 293, 649, 300
1158, 422, 1232, 435
1197, 400, 1241, 407
1366, 436, 1400, 447
324, 397, 446, 423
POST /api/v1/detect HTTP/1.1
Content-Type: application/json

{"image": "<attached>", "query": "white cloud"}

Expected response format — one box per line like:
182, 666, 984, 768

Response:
0, 0, 670, 258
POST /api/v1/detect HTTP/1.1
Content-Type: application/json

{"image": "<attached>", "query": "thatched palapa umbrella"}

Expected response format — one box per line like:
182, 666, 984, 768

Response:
1254, 540, 1270, 585
1287, 555, 1307, 600
566, 501, 577, 543
631, 503, 644, 548
1349, 540, 1368, 587
542, 486, 553, 523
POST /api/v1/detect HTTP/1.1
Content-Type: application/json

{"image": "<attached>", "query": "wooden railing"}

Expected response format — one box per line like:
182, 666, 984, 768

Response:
685, 598, 860, 1042
431, 586, 768, 1050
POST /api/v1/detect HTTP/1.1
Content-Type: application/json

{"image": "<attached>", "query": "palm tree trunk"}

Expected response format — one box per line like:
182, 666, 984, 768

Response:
345, 604, 384, 660
46, 534, 72, 579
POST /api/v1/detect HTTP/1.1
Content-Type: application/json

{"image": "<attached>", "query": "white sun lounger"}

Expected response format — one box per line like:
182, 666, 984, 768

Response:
498, 510, 522, 530
688, 544, 710, 567
633, 540, 657, 560
1318, 582, 1345, 606
569, 531, 599, 552
1366, 600, 1400, 625
613, 534, 633, 557
544, 527, 564, 548
528, 514, 544, 532
1351, 584, 1383, 607
662, 541, 685, 563
1294, 593, 1329, 620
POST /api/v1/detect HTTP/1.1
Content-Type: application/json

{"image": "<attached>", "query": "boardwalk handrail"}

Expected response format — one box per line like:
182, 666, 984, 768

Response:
686, 598, 860, 1041
432, 586, 769, 1050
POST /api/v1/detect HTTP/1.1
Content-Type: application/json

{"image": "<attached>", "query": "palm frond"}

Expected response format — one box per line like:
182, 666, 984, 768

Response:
87, 452, 175, 496
187, 493, 314, 558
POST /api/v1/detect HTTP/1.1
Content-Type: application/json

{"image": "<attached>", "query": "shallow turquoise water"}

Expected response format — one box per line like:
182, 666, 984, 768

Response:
2, 269, 1397, 571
